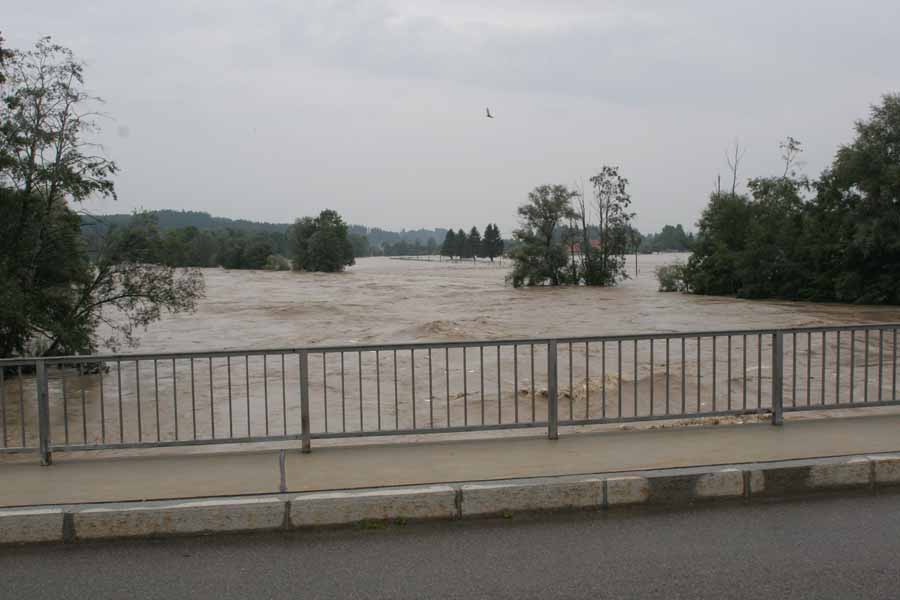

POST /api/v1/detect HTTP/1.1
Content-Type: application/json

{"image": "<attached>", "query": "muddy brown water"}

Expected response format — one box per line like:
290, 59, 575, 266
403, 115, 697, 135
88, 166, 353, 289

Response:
2, 254, 900, 455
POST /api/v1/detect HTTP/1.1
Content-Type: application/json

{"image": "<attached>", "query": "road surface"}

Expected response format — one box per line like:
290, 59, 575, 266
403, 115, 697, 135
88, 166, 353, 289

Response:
3, 494, 900, 599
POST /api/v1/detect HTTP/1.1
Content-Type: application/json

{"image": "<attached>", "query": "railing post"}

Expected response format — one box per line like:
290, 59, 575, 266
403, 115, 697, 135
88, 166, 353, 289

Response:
299, 350, 311, 453
36, 360, 52, 466
771, 332, 784, 426
547, 340, 559, 440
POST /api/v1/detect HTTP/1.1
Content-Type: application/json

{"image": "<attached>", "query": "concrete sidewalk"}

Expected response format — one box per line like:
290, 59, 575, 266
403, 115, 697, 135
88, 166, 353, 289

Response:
3, 414, 900, 508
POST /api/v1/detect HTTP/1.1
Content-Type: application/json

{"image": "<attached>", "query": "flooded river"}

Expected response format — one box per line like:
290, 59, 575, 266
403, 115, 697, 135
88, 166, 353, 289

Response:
3, 254, 900, 456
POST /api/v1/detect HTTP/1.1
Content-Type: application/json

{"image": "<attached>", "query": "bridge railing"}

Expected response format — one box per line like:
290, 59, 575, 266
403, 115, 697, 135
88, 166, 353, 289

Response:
2, 324, 898, 465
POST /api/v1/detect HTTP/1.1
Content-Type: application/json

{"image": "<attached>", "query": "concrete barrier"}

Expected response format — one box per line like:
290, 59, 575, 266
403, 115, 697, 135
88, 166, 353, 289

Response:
870, 454, 900, 486
461, 478, 601, 517
0, 507, 64, 544
6, 453, 900, 545
74, 497, 285, 540
606, 476, 649, 506
291, 485, 457, 527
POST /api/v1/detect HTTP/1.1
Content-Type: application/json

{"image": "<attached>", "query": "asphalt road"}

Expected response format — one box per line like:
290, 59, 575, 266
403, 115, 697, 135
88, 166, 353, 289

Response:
3, 495, 900, 599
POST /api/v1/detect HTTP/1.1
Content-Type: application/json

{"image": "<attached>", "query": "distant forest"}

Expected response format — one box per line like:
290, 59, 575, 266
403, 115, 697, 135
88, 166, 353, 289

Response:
82, 210, 692, 269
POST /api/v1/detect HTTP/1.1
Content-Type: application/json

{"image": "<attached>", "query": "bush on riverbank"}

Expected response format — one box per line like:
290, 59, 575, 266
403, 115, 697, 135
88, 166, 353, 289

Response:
683, 94, 900, 304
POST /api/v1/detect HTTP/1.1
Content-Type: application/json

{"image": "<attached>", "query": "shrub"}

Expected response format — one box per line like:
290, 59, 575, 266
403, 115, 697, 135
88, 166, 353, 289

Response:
655, 263, 688, 292
264, 254, 291, 271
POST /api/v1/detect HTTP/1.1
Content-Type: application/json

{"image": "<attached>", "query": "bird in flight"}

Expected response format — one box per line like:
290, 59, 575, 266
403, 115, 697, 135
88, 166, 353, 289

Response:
485, 107, 494, 119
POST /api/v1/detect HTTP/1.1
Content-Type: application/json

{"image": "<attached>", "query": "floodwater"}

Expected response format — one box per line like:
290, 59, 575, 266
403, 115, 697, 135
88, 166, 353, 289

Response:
2, 254, 900, 455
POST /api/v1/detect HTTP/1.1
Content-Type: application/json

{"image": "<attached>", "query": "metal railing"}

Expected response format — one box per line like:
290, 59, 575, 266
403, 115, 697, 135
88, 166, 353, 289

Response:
1, 324, 898, 465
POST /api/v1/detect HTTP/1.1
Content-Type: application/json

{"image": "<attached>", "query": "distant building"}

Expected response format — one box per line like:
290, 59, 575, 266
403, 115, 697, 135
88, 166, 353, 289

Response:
568, 239, 601, 255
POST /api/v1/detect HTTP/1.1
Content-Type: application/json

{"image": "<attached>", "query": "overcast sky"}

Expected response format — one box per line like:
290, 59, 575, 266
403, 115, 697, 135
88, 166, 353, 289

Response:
6, 1, 899, 233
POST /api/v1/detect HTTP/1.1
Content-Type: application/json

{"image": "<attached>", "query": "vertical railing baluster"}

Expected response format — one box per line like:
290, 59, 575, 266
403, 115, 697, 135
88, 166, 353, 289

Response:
118, 360, 125, 443
463, 347, 468, 427
547, 341, 558, 440
37, 360, 51, 465
479, 346, 484, 426
171, 358, 177, 441
791, 332, 797, 407
226, 357, 233, 438
80, 363, 87, 444
299, 350, 310, 453
376, 350, 382, 431
821, 332, 826, 405
649, 339, 654, 417
409, 350, 414, 431
568, 342, 573, 420
393, 350, 399, 430
666, 337, 670, 415
18, 366, 26, 448
697, 337, 702, 413
341, 352, 346, 433
360, 352, 365, 432
712, 337, 716, 412
878, 329, 884, 403
850, 330, 856, 405
62, 368, 69, 445
757, 334, 762, 408
445, 347, 451, 427
617, 340, 623, 418
772, 332, 784, 425
245, 355, 250, 437
742, 334, 747, 410
633, 340, 638, 417
865, 329, 870, 403
496, 346, 501, 425
323, 354, 330, 433
893, 328, 898, 401
807, 332, 812, 406
208, 357, 215, 439
530, 344, 535, 422
682, 337, 687, 414
263, 354, 269, 436
728, 335, 733, 410
282, 354, 287, 436
154, 359, 160, 442
835, 332, 841, 405
513, 345, 519, 424
136, 360, 143, 442
431, 348, 436, 428
0, 366, 6, 448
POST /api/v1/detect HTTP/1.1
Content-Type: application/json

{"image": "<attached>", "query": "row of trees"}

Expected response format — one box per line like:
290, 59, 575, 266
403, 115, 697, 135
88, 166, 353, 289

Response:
639, 224, 694, 253
440, 224, 504, 261
508, 167, 635, 287
678, 94, 900, 304
1, 36, 205, 357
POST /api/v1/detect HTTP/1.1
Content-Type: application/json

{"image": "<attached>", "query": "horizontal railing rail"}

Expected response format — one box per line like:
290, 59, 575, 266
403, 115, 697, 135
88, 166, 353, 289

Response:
2, 324, 898, 465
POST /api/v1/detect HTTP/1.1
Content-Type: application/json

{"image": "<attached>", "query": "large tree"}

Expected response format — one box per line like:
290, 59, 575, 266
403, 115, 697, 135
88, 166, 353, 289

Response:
588, 166, 635, 286
508, 185, 577, 287
288, 209, 355, 272
482, 223, 504, 262
0, 38, 203, 357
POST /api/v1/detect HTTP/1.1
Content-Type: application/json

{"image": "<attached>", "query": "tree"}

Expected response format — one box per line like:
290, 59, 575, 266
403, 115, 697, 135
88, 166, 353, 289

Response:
482, 223, 504, 262
589, 166, 635, 286
465, 226, 481, 262
0, 38, 203, 357
349, 233, 370, 258
454, 228, 466, 259
508, 185, 577, 287
440, 229, 456, 259
288, 209, 355, 272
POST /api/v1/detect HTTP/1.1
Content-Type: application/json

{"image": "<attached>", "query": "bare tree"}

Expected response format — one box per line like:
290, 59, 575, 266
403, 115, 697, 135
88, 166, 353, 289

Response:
779, 136, 803, 178
725, 139, 746, 196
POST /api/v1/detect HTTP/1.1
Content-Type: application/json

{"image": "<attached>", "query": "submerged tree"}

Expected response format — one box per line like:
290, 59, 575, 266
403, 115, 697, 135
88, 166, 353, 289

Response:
288, 209, 355, 272
508, 185, 577, 287
589, 166, 635, 286
482, 223, 504, 262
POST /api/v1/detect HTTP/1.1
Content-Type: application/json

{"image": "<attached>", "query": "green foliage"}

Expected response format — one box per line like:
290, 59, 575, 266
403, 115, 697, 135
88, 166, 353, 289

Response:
655, 263, 689, 292
264, 255, 291, 271
441, 229, 457, 258
640, 225, 694, 253
288, 210, 355, 273
349, 233, 370, 258
463, 226, 481, 261
587, 166, 635, 286
685, 95, 900, 304
482, 223, 504, 261
508, 185, 577, 287
0, 38, 203, 357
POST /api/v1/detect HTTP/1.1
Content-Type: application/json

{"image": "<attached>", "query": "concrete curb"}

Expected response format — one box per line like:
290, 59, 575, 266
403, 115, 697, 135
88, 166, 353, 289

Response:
3, 452, 900, 545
